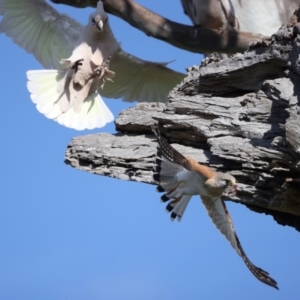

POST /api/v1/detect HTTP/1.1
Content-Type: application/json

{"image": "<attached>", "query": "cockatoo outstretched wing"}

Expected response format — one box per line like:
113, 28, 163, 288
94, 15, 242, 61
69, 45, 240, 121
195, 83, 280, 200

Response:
102, 50, 186, 103
0, 0, 82, 69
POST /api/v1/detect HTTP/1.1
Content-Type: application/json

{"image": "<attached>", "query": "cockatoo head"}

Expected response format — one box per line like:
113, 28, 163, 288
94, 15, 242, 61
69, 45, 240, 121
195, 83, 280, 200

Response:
89, 1, 108, 32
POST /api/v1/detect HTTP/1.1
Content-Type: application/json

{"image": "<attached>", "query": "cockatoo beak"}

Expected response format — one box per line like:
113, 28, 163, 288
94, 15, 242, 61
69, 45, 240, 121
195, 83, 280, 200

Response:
97, 20, 104, 31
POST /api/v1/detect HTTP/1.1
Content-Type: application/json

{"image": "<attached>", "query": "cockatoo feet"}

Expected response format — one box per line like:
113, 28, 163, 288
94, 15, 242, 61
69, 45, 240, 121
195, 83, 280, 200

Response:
93, 56, 111, 78
93, 56, 115, 88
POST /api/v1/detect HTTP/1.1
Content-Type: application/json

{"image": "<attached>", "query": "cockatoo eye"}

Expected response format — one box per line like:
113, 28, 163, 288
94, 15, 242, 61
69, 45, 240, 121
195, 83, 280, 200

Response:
91, 18, 96, 25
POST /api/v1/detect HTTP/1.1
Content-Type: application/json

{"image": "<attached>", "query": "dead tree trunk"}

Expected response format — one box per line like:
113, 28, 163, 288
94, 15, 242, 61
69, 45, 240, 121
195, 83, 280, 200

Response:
65, 10, 300, 232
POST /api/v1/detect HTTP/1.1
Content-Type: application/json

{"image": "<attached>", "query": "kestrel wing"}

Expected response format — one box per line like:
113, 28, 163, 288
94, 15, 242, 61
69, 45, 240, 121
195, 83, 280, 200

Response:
201, 195, 278, 289
152, 125, 186, 165
152, 126, 215, 180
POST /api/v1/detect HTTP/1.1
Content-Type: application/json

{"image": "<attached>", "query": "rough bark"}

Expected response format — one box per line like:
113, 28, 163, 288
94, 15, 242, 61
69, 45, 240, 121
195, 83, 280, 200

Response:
51, 0, 264, 54
65, 10, 300, 231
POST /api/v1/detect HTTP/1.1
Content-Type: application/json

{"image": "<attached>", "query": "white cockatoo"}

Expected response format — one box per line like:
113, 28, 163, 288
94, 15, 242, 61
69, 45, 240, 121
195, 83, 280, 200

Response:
181, 0, 240, 32
0, 0, 185, 130
230, 0, 300, 36
181, 0, 300, 36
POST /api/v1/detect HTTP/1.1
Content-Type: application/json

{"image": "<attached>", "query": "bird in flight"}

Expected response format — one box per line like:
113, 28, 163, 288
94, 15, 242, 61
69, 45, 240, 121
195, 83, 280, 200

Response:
152, 125, 279, 290
0, 0, 185, 130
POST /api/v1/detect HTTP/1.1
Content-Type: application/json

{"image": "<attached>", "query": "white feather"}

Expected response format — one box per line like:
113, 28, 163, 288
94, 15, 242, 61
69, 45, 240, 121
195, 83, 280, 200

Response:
27, 70, 113, 130
0, 0, 81, 69
172, 195, 192, 221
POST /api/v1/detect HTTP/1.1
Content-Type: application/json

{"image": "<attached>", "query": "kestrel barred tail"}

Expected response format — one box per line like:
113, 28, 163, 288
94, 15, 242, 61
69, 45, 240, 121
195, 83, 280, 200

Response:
152, 126, 278, 290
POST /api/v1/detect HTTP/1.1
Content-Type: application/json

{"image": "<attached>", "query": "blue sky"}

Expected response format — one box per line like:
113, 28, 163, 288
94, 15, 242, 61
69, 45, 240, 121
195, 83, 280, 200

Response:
0, 1, 299, 299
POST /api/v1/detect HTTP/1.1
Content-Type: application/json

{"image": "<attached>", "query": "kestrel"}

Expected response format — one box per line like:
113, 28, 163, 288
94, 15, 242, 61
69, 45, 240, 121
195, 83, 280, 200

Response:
152, 126, 278, 290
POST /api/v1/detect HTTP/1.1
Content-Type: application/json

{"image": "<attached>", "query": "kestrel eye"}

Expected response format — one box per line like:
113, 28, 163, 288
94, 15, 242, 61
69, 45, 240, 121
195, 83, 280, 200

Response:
91, 18, 96, 25
105, 17, 108, 23
225, 180, 232, 186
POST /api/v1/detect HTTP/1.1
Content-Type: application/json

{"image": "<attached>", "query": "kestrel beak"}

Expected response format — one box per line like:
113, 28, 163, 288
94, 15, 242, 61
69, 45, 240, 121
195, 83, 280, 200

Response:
228, 180, 237, 193
231, 181, 237, 193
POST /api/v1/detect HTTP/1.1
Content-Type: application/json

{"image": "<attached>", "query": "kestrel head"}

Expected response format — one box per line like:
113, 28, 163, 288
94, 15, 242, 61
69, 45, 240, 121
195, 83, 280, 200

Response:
216, 172, 237, 192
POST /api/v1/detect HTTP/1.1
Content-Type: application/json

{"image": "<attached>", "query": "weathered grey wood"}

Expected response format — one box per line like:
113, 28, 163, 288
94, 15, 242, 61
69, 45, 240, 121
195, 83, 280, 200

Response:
65, 9, 300, 231
65, 133, 156, 183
